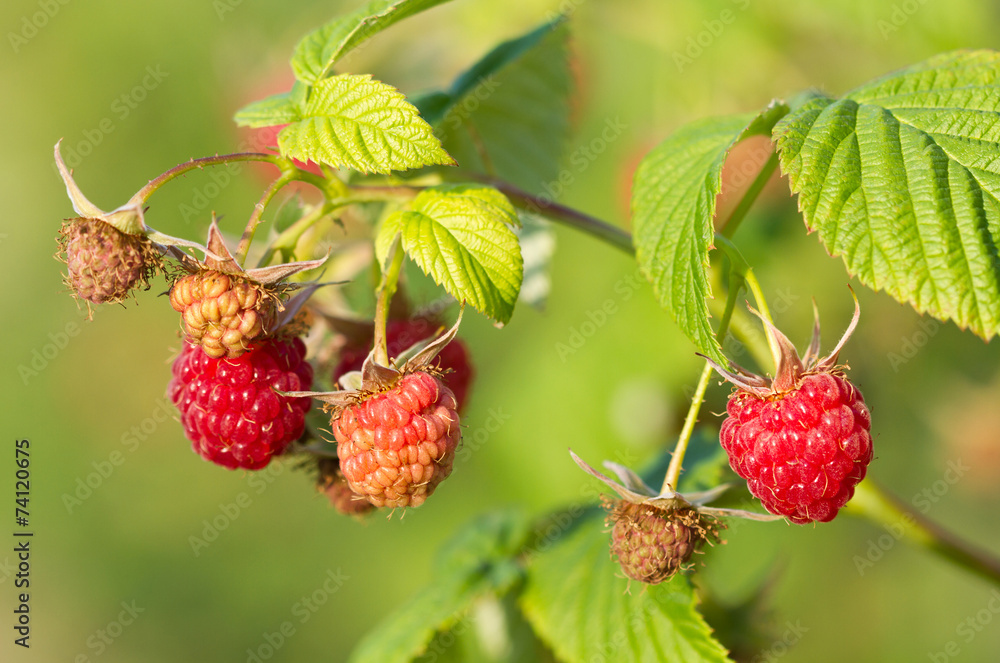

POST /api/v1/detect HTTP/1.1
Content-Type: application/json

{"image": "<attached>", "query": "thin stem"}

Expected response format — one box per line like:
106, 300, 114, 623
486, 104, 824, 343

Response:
661, 267, 742, 493
717, 152, 779, 239
256, 202, 334, 268
373, 239, 406, 366
132, 152, 281, 203
236, 172, 296, 264
847, 481, 1000, 587
662, 363, 714, 493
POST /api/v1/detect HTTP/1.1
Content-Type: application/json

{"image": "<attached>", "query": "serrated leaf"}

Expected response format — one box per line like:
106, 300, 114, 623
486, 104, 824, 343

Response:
516, 212, 555, 310
631, 101, 789, 364
292, 0, 454, 84
413, 18, 571, 195
377, 185, 523, 325
774, 50, 1000, 339
348, 512, 530, 663
276, 73, 454, 174
520, 513, 730, 663
233, 91, 301, 128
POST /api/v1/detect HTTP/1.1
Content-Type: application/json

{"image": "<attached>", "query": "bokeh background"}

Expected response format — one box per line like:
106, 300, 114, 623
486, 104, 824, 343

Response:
4, 0, 1000, 661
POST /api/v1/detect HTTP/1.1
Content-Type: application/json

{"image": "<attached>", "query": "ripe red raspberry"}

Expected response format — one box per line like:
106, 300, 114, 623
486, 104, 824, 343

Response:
720, 373, 872, 524
708, 296, 873, 524
315, 458, 375, 516
607, 500, 720, 584
169, 337, 313, 470
334, 317, 474, 411
333, 371, 460, 508
58, 217, 159, 305
169, 270, 273, 359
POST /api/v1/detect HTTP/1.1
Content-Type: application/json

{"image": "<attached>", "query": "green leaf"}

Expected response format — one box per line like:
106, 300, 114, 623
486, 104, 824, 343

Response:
348, 512, 530, 663
520, 513, 730, 663
413, 18, 572, 195
774, 50, 1000, 340
292, 0, 454, 85
276, 74, 454, 174
233, 92, 301, 128
376, 185, 523, 325
631, 101, 789, 364
677, 428, 731, 494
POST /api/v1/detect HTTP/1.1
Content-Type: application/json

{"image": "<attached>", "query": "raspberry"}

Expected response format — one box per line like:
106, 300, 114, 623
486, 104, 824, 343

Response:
315, 458, 375, 516
169, 337, 313, 470
720, 373, 872, 524
607, 500, 720, 584
706, 295, 872, 524
333, 371, 460, 508
58, 217, 159, 305
334, 317, 474, 411
169, 270, 273, 359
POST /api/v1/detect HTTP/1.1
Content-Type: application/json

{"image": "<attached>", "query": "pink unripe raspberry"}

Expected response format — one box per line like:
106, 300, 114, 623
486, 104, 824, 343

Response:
169, 337, 313, 470
333, 371, 460, 508
334, 317, 474, 412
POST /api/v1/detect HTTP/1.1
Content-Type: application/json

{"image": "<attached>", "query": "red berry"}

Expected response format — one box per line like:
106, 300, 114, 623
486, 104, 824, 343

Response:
169, 337, 313, 470
720, 373, 872, 524
706, 294, 873, 524
333, 371, 460, 508
334, 318, 474, 412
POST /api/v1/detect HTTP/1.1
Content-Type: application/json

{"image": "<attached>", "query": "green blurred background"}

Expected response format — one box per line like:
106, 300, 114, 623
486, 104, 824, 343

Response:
4, 0, 1000, 661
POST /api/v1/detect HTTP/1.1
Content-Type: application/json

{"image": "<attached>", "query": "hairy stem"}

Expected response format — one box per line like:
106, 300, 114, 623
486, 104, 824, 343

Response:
236, 172, 296, 264
848, 481, 1000, 587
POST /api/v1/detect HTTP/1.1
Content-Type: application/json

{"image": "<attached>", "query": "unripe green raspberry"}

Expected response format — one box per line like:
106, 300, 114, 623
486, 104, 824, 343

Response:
607, 500, 721, 584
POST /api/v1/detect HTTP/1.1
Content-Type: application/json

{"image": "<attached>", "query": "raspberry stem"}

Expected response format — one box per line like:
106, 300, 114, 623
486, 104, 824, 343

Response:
132, 152, 327, 205
661, 261, 743, 493
236, 171, 297, 264
373, 238, 406, 366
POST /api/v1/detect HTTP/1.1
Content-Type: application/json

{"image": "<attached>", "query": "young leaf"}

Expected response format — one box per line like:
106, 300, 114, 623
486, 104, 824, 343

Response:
276, 73, 454, 174
376, 185, 523, 325
233, 91, 301, 129
348, 512, 530, 663
292, 0, 454, 85
520, 512, 730, 663
774, 50, 1000, 340
413, 18, 571, 195
631, 101, 789, 364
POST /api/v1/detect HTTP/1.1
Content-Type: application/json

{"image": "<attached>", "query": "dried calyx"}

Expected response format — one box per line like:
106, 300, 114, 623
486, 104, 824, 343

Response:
700, 290, 861, 397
